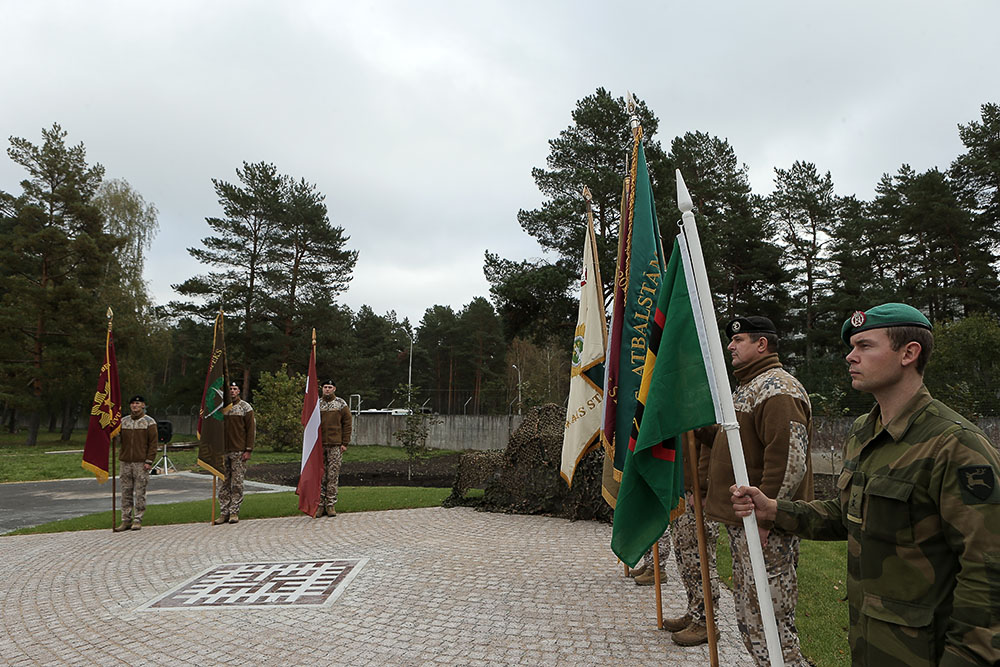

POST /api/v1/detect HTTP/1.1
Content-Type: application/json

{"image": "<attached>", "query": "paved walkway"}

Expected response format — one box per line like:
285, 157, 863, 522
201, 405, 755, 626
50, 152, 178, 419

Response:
0, 507, 754, 666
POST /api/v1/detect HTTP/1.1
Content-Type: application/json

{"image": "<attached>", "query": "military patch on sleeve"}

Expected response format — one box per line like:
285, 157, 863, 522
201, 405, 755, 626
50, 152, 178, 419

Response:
958, 465, 997, 503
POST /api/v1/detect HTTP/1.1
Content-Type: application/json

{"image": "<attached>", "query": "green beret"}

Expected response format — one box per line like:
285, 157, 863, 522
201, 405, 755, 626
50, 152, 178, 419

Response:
841, 303, 932, 345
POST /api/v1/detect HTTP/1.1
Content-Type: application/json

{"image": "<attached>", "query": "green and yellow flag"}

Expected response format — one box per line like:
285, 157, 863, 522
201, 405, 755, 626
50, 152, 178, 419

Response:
611, 236, 718, 567
600, 129, 665, 507
197, 312, 230, 478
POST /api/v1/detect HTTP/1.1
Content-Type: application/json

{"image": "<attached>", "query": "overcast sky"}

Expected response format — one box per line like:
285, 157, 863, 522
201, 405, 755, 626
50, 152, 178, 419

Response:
2, 1, 998, 324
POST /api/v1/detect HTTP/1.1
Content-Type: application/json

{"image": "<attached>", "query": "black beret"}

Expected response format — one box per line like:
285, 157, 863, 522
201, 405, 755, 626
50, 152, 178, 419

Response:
128, 395, 145, 403
725, 316, 777, 340
322, 380, 336, 387
841, 303, 932, 345
229, 382, 240, 389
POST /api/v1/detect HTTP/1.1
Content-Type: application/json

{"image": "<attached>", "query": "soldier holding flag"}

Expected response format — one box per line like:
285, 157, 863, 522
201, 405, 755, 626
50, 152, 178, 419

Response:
215, 381, 255, 525
317, 380, 351, 517
699, 316, 813, 666
733, 303, 1000, 666
114, 395, 158, 532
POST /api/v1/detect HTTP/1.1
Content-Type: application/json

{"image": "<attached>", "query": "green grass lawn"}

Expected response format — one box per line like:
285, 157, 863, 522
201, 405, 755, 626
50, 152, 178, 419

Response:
6, 485, 453, 535
715, 527, 850, 667
0, 431, 456, 483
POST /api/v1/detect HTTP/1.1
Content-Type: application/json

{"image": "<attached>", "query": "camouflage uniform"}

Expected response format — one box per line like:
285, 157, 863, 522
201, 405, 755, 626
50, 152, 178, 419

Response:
700, 352, 812, 666
639, 530, 672, 570
774, 386, 1000, 666
219, 399, 254, 517
672, 490, 720, 624
319, 396, 352, 511
118, 413, 158, 525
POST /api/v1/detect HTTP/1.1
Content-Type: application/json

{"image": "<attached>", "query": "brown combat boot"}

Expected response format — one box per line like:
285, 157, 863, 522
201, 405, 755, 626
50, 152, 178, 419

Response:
213, 515, 229, 525
661, 613, 692, 632
327, 506, 337, 517
634, 569, 665, 586
315, 505, 326, 518
130, 521, 142, 531
672, 622, 717, 647
114, 521, 132, 532
628, 562, 649, 578
229, 514, 239, 524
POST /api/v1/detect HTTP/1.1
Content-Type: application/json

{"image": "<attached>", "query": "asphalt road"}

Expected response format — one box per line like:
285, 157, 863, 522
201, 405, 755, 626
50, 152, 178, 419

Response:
0, 471, 292, 534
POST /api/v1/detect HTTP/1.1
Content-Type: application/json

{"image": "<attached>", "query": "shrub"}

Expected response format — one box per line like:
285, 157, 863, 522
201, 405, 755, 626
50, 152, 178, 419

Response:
254, 365, 305, 452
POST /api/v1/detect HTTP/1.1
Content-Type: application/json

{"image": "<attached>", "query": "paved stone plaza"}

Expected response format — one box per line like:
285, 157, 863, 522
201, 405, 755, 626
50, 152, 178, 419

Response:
0, 507, 753, 665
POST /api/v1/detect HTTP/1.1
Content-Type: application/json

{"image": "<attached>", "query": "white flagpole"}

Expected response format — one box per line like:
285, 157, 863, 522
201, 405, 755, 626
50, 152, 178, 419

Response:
676, 169, 785, 667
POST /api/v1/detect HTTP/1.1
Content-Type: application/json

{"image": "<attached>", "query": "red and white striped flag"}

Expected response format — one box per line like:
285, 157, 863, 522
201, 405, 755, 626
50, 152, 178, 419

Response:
296, 330, 323, 516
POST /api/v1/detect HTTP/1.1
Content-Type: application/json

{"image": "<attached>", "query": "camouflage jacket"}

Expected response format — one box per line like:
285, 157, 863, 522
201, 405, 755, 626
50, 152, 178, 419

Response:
774, 386, 1000, 666
319, 396, 352, 447
118, 414, 158, 463
224, 400, 255, 453
700, 353, 814, 528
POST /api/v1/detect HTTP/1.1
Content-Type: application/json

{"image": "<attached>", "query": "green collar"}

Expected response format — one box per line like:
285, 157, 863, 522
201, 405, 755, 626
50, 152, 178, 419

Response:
861, 385, 934, 442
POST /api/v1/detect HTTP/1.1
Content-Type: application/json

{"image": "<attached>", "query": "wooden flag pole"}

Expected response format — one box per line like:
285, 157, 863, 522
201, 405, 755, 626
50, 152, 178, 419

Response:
685, 431, 719, 667
652, 541, 663, 629
111, 434, 117, 531
108, 308, 116, 532
213, 308, 225, 523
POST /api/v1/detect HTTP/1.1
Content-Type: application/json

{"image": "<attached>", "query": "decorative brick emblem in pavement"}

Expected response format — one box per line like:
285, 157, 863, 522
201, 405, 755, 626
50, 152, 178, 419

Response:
138, 559, 368, 611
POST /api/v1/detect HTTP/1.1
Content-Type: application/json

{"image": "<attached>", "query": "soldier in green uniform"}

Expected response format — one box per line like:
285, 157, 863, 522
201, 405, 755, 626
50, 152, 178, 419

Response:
731, 303, 1000, 666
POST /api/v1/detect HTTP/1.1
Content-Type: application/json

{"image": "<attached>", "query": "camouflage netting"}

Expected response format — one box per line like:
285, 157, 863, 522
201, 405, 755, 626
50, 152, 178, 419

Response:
446, 403, 612, 522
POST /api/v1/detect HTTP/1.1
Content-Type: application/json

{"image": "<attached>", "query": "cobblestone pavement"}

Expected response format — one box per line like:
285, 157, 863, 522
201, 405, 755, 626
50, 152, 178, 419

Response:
0, 507, 754, 666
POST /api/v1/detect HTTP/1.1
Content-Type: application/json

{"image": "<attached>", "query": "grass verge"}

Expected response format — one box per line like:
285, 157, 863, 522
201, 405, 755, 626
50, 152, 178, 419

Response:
0, 435, 456, 483
715, 526, 849, 667
5, 486, 452, 535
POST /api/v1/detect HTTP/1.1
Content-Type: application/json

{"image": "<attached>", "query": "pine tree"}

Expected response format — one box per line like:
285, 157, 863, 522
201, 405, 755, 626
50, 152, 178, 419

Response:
664, 131, 787, 321
0, 123, 114, 445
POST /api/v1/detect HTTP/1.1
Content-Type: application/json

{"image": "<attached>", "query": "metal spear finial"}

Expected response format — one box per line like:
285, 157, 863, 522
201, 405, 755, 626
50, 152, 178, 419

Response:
676, 169, 694, 215
625, 91, 641, 133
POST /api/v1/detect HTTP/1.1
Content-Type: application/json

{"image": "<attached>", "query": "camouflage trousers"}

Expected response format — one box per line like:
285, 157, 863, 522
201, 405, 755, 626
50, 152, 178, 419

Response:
218, 452, 247, 516
119, 462, 149, 523
672, 492, 720, 624
728, 524, 809, 667
640, 529, 671, 570
320, 446, 343, 509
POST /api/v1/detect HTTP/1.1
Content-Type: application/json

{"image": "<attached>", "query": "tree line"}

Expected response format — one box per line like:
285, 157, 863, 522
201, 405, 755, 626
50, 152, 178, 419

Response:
3, 96, 998, 445
0, 125, 521, 445
486, 89, 1000, 419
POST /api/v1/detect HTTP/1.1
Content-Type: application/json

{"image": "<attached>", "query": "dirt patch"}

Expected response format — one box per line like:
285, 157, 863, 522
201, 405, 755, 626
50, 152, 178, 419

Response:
246, 453, 463, 488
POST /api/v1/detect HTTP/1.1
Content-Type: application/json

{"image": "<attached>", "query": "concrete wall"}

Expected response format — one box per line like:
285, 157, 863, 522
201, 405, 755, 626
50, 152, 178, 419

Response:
350, 413, 525, 451
66, 412, 524, 451
59, 412, 1000, 455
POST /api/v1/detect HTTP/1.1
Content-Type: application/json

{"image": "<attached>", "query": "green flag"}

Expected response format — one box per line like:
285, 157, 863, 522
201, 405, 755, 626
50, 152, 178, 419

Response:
611, 236, 717, 567
600, 132, 665, 507
197, 312, 230, 478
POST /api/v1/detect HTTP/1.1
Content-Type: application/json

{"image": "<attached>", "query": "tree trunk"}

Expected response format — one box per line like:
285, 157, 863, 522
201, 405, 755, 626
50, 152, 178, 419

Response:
25, 411, 40, 446
61, 399, 76, 441
48, 411, 58, 432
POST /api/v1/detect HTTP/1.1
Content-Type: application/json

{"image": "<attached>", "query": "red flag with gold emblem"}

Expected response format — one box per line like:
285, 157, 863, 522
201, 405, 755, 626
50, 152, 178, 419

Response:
81, 319, 122, 483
